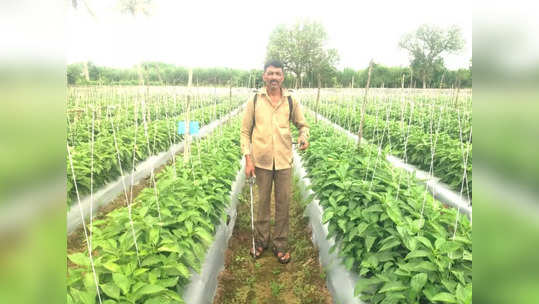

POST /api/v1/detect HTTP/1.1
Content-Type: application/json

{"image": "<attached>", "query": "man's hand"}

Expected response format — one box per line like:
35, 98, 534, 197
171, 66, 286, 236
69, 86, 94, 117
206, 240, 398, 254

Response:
299, 138, 309, 150
245, 155, 255, 178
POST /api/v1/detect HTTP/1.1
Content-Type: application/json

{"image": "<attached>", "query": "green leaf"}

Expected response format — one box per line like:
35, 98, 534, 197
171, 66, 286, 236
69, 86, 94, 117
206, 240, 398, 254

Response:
411, 218, 425, 232
378, 281, 407, 293
68, 252, 90, 267
103, 262, 120, 273
431, 292, 457, 303
416, 236, 433, 249
365, 236, 376, 252
435, 237, 447, 250
463, 250, 472, 261
405, 250, 431, 260
83, 272, 97, 290
112, 273, 130, 295
344, 257, 354, 270
71, 288, 95, 304
456, 284, 472, 304
195, 227, 213, 245
322, 209, 334, 224
337, 219, 347, 232
158, 277, 179, 288
354, 277, 382, 296
404, 261, 437, 272
100, 283, 120, 300
410, 273, 428, 292
67, 293, 74, 304
378, 239, 401, 252
439, 240, 462, 254
385, 204, 403, 225
144, 297, 167, 304
355, 222, 369, 236
142, 255, 162, 266
175, 263, 191, 279
135, 284, 166, 296
134, 268, 150, 277
149, 228, 160, 245
158, 245, 181, 254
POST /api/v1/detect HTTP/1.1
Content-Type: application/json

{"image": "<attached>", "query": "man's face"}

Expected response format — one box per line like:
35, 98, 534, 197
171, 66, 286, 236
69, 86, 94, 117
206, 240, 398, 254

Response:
263, 66, 284, 90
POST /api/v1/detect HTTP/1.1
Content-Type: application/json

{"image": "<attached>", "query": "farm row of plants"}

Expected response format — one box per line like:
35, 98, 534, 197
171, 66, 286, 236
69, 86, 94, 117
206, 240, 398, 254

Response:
299, 120, 472, 304
67, 119, 242, 304
67, 103, 239, 207
301, 90, 471, 143
370, 99, 472, 144
67, 88, 244, 147
308, 103, 472, 199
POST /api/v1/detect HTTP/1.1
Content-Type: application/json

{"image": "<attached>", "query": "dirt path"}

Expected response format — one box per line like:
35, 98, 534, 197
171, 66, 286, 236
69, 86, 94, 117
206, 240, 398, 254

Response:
213, 177, 333, 304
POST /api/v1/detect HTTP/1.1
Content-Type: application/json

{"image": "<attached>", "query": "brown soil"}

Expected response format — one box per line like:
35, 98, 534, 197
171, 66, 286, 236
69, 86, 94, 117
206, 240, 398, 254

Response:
213, 177, 333, 304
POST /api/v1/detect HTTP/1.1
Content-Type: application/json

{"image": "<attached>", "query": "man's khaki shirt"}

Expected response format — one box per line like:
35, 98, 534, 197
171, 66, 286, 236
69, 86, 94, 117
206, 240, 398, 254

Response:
240, 87, 309, 170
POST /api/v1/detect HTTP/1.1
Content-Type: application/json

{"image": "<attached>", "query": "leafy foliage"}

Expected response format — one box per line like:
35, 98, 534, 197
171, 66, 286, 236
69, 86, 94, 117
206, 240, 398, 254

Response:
266, 20, 339, 89
399, 24, 465, 89
300, 122, 472, 304
67, 101, 240, 207
67, 120, 242, 304
308, 102, 472, 199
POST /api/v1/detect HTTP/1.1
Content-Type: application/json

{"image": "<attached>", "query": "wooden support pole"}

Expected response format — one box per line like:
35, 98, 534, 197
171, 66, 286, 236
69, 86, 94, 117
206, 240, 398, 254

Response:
358, 60, 373, 149
183, 68, 193, 163
315, 73, 321, 123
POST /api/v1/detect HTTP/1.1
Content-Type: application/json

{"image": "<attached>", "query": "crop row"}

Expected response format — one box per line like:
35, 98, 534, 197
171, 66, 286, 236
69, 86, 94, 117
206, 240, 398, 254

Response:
300, 121, 472, 304
68, 93, 243, 147
310, 103, 472, 199
67, 103, 237, 207
67, 119, 242, 304
304, 95, 471, 144
370, 100, 472, 144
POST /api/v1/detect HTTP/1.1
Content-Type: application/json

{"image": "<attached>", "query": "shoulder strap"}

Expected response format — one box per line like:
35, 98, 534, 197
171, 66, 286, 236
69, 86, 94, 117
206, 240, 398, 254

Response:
252, 93, 258, 126
288, 95, 293, 121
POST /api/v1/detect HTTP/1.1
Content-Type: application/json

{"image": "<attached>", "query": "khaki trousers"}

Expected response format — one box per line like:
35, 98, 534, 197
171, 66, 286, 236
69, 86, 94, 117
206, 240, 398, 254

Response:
254, 166, 291, 252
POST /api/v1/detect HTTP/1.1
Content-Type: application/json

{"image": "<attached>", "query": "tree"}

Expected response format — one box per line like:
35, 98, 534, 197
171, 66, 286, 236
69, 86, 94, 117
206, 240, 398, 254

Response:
399, 24, 464, 88
266, 20, 339, 89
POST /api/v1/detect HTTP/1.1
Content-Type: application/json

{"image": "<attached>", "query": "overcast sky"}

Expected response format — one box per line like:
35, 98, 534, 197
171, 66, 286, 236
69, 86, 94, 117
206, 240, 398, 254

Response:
67, 0, 472, 70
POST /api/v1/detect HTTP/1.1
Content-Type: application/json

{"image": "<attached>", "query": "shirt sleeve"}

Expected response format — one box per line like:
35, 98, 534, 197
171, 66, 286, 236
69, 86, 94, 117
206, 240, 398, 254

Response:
240, 96, 255, 156
291, 97, 310, 141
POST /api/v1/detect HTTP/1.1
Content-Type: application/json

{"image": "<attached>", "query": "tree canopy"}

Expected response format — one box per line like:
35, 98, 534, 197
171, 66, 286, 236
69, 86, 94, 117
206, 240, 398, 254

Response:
266, 20, 339, 88
399, 24, 465, 88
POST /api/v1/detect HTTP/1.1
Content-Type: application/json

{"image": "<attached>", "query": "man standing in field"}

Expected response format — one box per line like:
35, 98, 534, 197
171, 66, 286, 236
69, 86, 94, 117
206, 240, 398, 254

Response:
240, 60, 310, 264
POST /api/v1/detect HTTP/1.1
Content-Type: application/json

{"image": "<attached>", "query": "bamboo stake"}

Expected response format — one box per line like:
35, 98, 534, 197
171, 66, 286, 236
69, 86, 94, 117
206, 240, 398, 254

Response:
358, 60, 373, 149
183, 69, 193, 163
400, 74, 405, 129
315, 73, 321, 123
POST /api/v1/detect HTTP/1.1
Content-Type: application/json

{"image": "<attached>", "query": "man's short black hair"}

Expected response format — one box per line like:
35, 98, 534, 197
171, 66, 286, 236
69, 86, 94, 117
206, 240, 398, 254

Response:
264, 60, 284, 72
